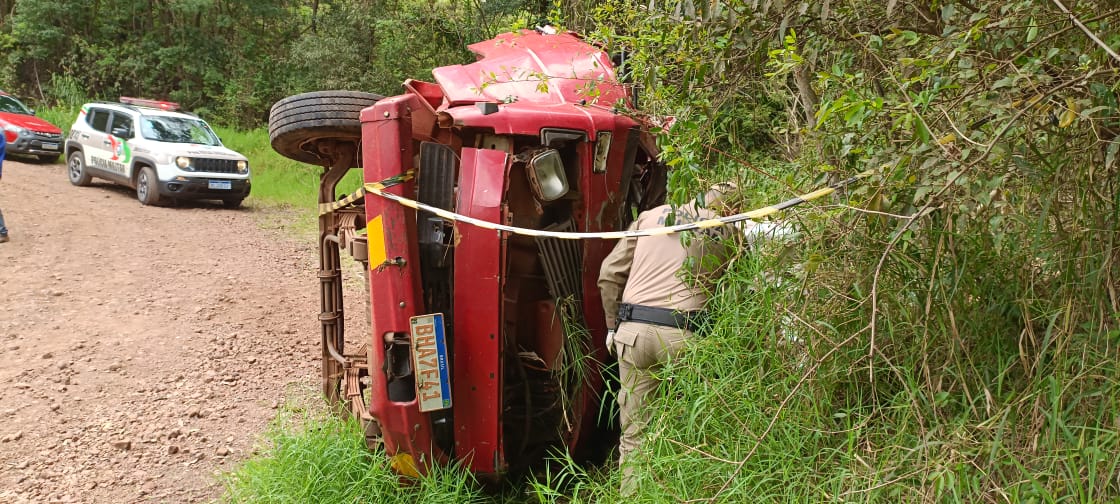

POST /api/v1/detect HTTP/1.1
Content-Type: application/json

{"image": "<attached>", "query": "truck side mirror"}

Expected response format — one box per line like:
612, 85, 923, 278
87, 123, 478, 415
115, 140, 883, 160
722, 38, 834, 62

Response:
527, 149, 569, 201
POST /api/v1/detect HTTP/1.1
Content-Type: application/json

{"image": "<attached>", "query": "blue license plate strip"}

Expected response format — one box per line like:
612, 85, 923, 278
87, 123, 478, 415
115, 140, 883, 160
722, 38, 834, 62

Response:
409, 313, 452, 412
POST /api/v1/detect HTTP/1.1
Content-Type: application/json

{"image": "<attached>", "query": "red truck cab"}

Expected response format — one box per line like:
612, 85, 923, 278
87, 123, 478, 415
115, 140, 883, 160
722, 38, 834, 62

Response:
269, 29, 666, 480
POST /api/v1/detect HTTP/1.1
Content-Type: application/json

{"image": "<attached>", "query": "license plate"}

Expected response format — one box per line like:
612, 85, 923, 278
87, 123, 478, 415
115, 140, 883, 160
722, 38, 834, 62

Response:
41, 142, 59, 150
409, 313, 452, 412
208, 179, 232, 190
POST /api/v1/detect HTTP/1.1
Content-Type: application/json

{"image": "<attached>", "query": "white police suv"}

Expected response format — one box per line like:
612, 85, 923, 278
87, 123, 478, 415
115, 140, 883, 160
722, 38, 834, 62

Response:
64, 97, 251, 208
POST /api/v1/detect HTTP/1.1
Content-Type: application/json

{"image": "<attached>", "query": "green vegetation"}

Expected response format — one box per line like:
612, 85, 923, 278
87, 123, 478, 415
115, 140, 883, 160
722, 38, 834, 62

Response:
223, 408, 618, 504
223, 410, 488, 504
9, 0, 1120, 502
564, 0, 1120, 501
33, 107, 73, 134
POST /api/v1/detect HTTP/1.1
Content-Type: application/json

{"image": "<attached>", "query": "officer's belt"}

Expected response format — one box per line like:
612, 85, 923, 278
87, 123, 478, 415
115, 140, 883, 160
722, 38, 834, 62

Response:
617, 303, 707, 333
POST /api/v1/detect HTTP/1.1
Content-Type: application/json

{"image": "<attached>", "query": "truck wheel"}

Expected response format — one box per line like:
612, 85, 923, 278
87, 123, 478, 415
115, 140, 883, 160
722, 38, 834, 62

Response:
136, 166, 161, 206
221, 198, 244, 209
67, 151, 92, 186
268, 90, 384, 165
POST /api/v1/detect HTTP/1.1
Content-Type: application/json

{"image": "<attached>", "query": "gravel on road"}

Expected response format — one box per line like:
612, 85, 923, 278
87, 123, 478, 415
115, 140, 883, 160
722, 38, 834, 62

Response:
0, 158, 325, 503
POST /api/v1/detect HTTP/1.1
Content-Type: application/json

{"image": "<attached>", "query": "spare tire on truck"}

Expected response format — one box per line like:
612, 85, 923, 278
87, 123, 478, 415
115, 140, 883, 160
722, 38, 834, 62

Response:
268, 91, 384, 165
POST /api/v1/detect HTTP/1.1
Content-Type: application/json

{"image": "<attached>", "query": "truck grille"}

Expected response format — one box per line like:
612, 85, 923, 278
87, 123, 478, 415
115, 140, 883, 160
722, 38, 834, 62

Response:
535, 219, 584, 305
193, 158, 239, 173
418, 142, 457, 269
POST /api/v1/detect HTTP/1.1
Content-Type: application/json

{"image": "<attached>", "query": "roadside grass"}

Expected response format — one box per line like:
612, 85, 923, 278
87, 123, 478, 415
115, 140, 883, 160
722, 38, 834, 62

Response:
222, 408, 489, 504
36, 107, 75, 134
220, 401, 617, 504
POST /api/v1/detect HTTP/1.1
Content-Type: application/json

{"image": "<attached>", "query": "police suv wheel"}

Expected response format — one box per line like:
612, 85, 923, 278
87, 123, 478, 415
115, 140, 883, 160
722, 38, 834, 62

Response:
136, 166, 161, 206
268, 90, 384, 165
67, 151, 92, 186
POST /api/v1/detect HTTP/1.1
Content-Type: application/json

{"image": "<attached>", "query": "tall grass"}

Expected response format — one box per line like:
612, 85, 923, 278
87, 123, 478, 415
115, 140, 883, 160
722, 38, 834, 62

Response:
35, 107, 76, 134
223, 408, 489, 504
222, 408, 621, 504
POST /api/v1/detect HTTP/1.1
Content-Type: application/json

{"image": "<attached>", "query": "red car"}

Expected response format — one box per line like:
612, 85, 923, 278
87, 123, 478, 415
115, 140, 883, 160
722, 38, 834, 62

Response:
0, 91, 64, 162
269, 29, 667, 481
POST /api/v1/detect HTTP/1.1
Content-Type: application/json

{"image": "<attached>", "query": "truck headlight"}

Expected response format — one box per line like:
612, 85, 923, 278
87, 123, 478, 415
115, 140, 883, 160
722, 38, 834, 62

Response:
175, 156, 192, 170
237, 160, 248, 174
526, 149, 569, 201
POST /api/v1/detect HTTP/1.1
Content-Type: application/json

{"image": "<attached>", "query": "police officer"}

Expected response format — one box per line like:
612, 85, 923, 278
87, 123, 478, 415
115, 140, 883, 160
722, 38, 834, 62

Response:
598, 183, 736, 495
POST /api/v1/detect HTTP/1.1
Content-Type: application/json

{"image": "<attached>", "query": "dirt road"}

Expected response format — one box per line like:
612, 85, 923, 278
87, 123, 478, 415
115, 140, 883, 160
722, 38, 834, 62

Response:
0, 157, 324, 503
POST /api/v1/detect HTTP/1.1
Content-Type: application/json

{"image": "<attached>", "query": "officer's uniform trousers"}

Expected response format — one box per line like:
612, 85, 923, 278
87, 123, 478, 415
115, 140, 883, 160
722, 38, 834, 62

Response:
598, 203, 728, 495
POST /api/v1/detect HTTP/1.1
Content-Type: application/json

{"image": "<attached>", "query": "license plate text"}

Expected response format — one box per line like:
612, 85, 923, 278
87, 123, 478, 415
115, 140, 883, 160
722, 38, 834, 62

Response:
409, 313, 452, 412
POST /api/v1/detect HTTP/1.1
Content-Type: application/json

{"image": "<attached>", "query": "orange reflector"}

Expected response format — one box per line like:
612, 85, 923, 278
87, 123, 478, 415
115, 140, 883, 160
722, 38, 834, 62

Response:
368, 215, 387, 268
389, 453, 420, 478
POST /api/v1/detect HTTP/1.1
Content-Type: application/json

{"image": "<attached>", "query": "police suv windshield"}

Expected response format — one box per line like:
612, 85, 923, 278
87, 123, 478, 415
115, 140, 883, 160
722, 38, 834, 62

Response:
0, 95, 33, 115
140, 116, 222, 146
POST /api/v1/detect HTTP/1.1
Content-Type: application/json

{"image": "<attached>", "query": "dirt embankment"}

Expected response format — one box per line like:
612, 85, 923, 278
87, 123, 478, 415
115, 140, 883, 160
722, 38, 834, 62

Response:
0, 158, 324, 503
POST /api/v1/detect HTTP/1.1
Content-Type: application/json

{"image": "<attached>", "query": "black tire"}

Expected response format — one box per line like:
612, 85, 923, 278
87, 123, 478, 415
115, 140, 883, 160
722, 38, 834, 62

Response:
38, 154, 60, 163
221, 198, 244, 209
136, 166, 161, 206
67, 151, 92, 186
268, 90, 383, 165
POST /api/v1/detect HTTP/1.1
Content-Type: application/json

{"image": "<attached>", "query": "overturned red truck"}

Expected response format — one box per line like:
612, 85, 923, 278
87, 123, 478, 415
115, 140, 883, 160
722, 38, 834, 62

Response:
268, 29, 667, 480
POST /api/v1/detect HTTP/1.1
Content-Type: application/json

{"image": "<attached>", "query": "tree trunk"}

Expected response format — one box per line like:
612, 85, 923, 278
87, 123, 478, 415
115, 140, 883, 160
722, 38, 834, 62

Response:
793, 62, 817, 128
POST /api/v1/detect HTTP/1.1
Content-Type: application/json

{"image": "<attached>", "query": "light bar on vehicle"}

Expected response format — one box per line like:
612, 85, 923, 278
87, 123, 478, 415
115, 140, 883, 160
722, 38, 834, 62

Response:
119, 97, 180, 111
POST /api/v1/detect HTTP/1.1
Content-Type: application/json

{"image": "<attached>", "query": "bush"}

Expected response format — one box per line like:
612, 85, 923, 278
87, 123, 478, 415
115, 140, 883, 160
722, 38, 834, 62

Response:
564, 0, 1120, 500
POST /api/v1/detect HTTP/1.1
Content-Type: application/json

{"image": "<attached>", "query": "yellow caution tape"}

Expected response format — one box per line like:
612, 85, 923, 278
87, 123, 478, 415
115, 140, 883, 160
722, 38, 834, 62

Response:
347, 170, 876, 240
317, 187, 366, 215
317, 171, 415, 216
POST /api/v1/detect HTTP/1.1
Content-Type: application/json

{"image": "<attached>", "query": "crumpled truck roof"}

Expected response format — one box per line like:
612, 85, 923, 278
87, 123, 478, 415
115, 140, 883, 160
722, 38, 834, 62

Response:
426, 30, 635, 135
